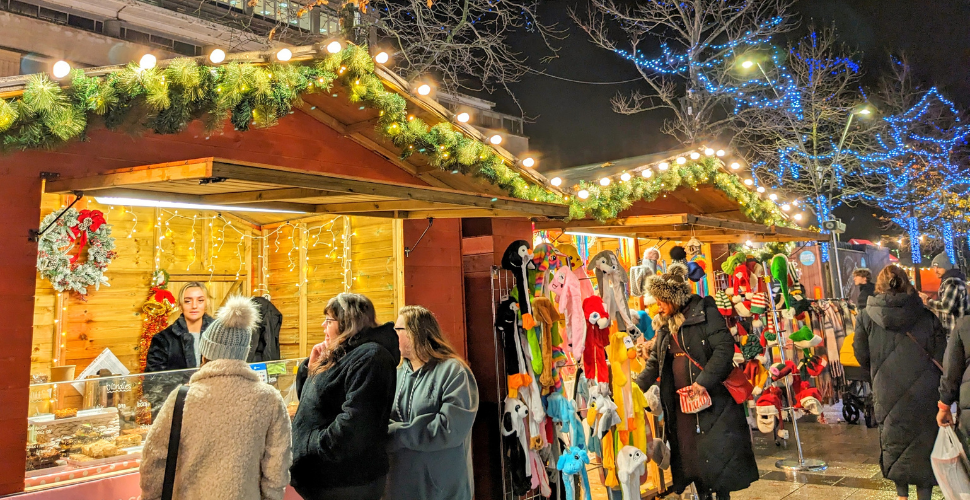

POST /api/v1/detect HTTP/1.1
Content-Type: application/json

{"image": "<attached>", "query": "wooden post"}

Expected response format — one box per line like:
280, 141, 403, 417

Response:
392, 219, 405, 310
298, 223, 308, 358
52, 292, 65, 366
343, 216, 353, 293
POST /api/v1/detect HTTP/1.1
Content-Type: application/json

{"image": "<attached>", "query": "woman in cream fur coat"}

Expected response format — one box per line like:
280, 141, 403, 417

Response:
140, 296, 292, 500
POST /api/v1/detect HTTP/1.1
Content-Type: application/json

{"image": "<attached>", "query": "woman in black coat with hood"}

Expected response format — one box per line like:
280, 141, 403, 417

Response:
635, 264, 759, 500
290, 293, 400, 500
854, 265, 945, 500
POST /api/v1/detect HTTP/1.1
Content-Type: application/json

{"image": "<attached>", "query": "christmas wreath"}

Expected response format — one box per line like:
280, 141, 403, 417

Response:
36, 208, 117, 294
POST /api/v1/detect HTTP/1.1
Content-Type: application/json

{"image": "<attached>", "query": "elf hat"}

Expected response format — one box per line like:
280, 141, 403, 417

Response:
733, 345, 745, 366
750, 293, 768, 315
741, 332, 765, 361
805, 355, 828, 377
769, 360, 796, 381
731, 264, 752, 296
715, 291, 734, 316
790, 325, 823, 349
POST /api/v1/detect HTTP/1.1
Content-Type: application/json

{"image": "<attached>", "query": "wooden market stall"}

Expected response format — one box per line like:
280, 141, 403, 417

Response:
0, 44, 568, 497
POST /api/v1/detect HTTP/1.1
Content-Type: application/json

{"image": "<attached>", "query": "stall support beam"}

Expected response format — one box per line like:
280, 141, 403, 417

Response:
298, 223, 308, 358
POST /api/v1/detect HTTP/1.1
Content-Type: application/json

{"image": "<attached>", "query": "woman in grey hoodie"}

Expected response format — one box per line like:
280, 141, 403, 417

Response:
387, 305, 480, 500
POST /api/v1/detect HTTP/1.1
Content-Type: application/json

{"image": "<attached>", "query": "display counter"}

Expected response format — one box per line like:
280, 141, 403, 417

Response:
23, 358, 304, 493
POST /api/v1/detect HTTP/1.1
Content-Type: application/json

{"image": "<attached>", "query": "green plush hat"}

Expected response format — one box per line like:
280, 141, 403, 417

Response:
770, 254, 792, 309
721, 251, 746, 274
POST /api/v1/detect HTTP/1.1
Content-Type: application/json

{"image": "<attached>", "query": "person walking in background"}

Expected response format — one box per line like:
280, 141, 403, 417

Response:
853, 268, 875, 310
387, 305, 479, 500
920, 252, 969, 336
635, 264, 759, 500
140, 296, 292, 500
938, 313, 970, 437
289, 293, 399, 500
854, 265, 945, 500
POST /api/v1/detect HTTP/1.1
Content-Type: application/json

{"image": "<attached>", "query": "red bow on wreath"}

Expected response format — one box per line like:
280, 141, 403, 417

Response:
68, 210, 107, 263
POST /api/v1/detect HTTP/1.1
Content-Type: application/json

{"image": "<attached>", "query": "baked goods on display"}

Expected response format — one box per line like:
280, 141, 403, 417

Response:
114, 433, 142, 448
68, 453, 95, 463
80, 440, 122, 459
54, 408, 78, 419
26, 444, 61, 471
135, 402, 152, 426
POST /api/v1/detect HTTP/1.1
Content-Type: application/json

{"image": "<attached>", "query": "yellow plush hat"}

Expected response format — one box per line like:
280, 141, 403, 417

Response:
557, 243, 584, 271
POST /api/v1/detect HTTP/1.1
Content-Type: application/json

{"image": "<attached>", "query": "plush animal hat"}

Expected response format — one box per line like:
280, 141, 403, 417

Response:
587, 250, 628, 295
502, 240, 536, 330
532, 243, 563, 297
629, 263, 656, 297
557, 243, 585, 271
646, 263, 692, 307
617, 446, 648, 500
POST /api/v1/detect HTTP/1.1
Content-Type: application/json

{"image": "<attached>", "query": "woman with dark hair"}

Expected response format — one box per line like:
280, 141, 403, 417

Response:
386, 305, 479, 500
289, 293, 400, 500
635, 264, 758, 500
854, 265, 945, 500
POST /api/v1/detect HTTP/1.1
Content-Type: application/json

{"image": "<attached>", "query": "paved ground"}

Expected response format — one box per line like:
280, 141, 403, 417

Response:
730, 419, 943, 500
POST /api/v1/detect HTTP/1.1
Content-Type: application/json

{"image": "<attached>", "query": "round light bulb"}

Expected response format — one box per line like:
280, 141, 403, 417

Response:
276, 48, 292, 61
550, 177, 562, 187
642, 169, 653, 178
456, 112, 470, 123
730, 162, 741, 170
793, 200, 799, 206
620, 172, 631, 182
741, 60, 754, 69
745, 240, 753, 247
690, 152, 701, 160
744, 179, 754, 186
209, 49, 226, 64
599, 177, 611, 187
757, 186, 766, 193
488, 134, 503, 145
781, 204, 791, 211
716, 149, 726, 157
768, 193, 778, 201
326, 41, 342, 54
578, 189, 590, 200
704, 148, 715, 156
676, 157, 686, 165
659, 162, 670, 170
522, 157, 536, 168
52, 60, 71, 79
794, 213, 804, 221
417, 84, 432, 96
139, 54, 157, 70
374, 51, 389, 64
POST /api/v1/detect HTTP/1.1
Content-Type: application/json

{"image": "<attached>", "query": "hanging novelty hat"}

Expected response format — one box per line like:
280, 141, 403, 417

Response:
750, 292, 768, 315
770, 254, 794, 309
715, 291, 734, 317
687, 260, 707, 282
502, 240, 536, 330
756, 392, 782, 434
669, 245, 688, 268
790, 325, 823, 349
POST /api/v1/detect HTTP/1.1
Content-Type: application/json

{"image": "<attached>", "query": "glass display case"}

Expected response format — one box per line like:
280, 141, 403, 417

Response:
24, 358, 304, 491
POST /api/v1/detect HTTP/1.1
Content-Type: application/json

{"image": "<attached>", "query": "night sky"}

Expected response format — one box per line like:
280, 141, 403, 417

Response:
490, 0, 970, 239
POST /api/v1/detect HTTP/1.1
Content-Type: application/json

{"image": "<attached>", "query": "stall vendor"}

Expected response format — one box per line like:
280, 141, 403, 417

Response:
145, 282, 214, 372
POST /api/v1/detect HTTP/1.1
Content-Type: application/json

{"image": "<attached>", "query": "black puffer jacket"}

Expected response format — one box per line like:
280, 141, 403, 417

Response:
857, 282, 875, 310
145, 314, 214, 372
940, 316, 970, 437
290, 322, 400, 499
635, 295, 759, 494
248, 297, 282, 362
855, 292, 945, 487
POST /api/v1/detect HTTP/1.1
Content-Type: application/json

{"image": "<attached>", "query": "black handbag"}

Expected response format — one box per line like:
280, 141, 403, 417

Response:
161, 385, 190, 500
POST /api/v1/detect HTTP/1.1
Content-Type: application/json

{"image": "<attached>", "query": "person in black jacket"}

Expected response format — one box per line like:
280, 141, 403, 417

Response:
855, 265, 944, 500
248, 296, 282, 362
290, 293, 399, 500
145, 282, 214, 372
635, 264, 759, 500
854, 268, 875, 311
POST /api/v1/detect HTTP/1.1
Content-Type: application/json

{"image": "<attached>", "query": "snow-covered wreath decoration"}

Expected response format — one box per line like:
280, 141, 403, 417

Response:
36, 208, 117, 294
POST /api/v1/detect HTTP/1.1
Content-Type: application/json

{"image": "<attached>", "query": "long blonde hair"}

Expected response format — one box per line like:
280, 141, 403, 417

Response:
312, 293, 378, 374
398, 305, 465, 366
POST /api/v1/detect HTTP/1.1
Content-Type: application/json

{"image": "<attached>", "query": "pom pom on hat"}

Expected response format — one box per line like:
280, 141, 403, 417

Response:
669, 245, 687, 263
646, 263, 692, 307
199, 295, 261, 362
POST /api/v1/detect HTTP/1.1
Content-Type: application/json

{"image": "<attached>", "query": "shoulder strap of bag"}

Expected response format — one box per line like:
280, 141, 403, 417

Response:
670, 330, 704, 371
161, 384, 190, 500
904, 332, 944, 372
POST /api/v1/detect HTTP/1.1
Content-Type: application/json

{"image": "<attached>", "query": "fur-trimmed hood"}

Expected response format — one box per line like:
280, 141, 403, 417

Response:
646, 262, 692, 307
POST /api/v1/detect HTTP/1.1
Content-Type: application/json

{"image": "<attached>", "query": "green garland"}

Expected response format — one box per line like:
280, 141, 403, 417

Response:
0, 44, 788, 226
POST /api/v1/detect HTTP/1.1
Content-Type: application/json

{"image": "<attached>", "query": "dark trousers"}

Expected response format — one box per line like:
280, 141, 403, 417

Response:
895, 481, 932, 500
296, 478, 385, 500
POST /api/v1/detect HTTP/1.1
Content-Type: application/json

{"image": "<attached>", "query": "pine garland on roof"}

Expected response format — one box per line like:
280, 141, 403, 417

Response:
0, 44, 788, 226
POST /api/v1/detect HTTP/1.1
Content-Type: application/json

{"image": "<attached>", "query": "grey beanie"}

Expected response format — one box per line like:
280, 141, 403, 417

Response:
932, 252, 955, 271
199, 295, 260, 361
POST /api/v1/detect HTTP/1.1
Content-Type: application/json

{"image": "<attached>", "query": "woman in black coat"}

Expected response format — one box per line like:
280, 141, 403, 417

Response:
290, 293, 400, 500
145, 282, 214, 372
635, 265, 759, 500
854, 265, 945, 500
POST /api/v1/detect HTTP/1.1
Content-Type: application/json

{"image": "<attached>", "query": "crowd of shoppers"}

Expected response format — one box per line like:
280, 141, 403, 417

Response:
140, 293, 479, 500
